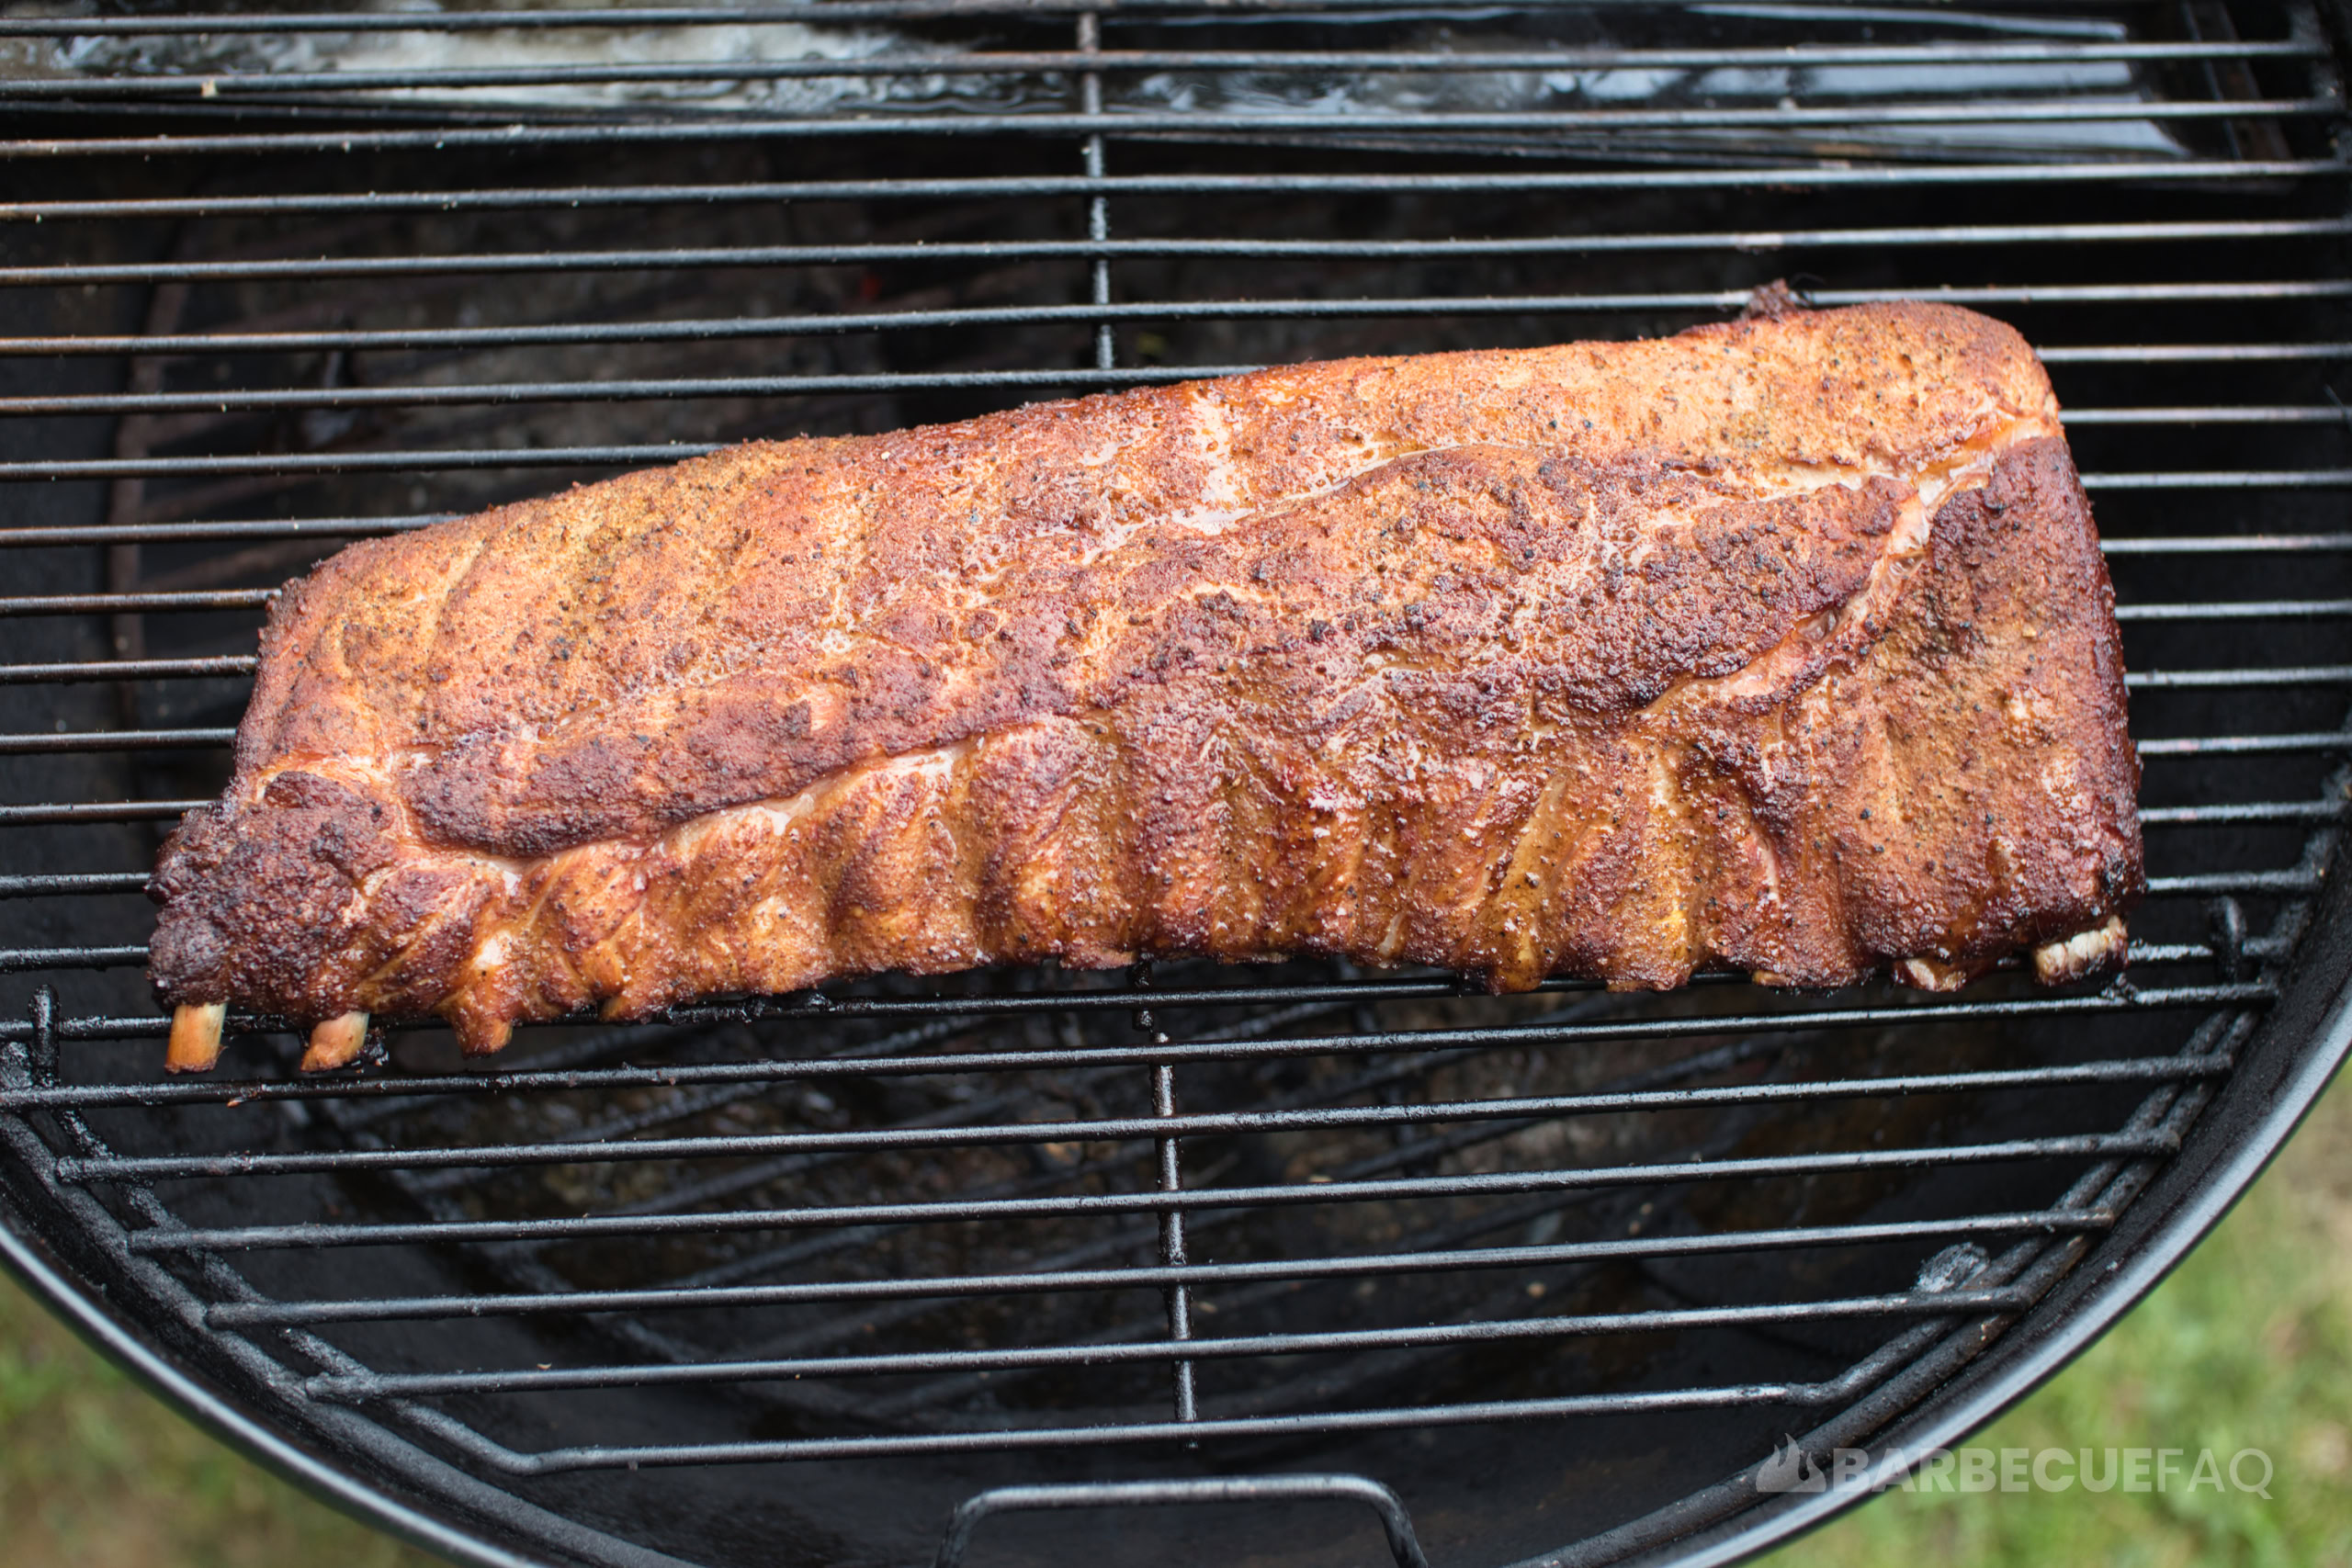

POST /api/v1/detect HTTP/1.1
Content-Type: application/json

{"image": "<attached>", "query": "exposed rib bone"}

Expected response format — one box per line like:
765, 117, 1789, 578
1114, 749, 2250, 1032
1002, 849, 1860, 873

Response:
2033, 916, 2130, 985
300, 1011, 369, 1073
165, 1003, 226, 1074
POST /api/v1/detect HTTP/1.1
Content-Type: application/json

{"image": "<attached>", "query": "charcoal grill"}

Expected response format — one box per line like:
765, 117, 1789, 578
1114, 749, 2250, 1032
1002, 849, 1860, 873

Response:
3, 3, 2351, 1565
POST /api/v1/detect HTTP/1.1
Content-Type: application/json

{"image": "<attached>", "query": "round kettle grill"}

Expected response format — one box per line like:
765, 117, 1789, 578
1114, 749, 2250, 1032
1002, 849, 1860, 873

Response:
2, 4, 2351, 1565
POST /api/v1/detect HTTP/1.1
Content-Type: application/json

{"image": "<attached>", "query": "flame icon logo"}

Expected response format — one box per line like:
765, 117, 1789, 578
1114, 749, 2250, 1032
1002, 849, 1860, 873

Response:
1756, 1435, 1827, 1494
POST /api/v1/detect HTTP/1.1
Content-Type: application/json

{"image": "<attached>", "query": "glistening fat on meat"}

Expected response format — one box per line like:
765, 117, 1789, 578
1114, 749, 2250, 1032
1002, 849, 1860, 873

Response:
147, 298, 2143, 1070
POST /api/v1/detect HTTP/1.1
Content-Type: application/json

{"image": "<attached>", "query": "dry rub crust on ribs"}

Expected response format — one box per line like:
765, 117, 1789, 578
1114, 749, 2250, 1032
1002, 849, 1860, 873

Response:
148, 301, 2143, 1062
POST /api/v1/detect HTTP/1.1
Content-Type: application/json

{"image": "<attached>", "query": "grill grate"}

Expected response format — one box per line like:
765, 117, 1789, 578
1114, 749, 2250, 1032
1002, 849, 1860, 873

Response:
2, 4, 2350, 1566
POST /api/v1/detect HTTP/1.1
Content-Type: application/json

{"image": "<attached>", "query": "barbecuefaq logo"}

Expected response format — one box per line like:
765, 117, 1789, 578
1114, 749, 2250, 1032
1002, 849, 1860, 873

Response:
1755, 1437, 2275, 1498
1757, 1437, 1827, 1494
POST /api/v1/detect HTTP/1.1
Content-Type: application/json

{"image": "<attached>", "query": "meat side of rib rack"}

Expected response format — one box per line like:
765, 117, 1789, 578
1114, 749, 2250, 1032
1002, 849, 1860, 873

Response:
147, 301, 2143, 1067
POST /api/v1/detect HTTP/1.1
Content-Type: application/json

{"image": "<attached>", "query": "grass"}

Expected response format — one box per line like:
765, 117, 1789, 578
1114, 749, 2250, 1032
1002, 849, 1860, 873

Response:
1764, 1067, 2352, 1568
0, 1274, 439, 1568
1, 1071, 2346, 1568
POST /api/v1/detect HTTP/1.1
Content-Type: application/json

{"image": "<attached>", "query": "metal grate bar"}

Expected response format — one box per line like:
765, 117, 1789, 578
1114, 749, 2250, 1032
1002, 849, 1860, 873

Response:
16, 220, 2346, 289
2118, 600, 2352, 620
0, 590, 275, 615
2103, 534, 2352, 552
2065, 405, 2352, 423
0, 517, 444, 547
0, 800, 204, 826
303, 1285, 2062, 1402
1146, 1043, 1198, 1420
0, 728, 231, 755
2139, 732, 2352, 754
6, 39, 2325, 98
303, 1366, 2145, 1474
0, 656, 257, 682
0, 370, 1255, 418
0, 448, 706, 479
0, 1, 2287, 32
11, 281, 2347, 360
2149, 869, 2324, 894
122, 1131, 2190, 1258
2046, 343, 2352, 363
55, 1055, 2243, 1183
2088, 469, 2352, 489
2139, 800, 2347, 823
204, 1209, 2122, 1329
2127, 667, 2352, 687
0, 946, 150, 973
8, 161, 2339, 224
1077, 9, 1114, 374
0, 873, 150, 900
6, 98, 2335, 160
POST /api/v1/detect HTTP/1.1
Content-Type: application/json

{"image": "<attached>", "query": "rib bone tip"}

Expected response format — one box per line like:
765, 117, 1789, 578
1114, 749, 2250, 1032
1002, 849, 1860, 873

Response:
300, 1011, 370, 1073
2033, 915, 2130, 986
165, 1002, 227, 1075
450, 1015, 513, 1057
1895, 955, 1971, 994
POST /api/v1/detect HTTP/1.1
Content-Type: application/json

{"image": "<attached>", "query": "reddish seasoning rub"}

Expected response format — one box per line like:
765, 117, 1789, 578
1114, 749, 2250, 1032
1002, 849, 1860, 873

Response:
149, 298, 2140, 1070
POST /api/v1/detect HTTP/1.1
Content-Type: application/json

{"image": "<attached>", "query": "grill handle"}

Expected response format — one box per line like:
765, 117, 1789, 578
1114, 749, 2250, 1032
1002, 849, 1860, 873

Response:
932, 1473, 1430, 1568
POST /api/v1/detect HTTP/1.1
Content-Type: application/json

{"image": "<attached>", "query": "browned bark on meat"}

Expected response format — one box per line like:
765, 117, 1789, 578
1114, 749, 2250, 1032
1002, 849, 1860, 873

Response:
149, 301, 2142, 1061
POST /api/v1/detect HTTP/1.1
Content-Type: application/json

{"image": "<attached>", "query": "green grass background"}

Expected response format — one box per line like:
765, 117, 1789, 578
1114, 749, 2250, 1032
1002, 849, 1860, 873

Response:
3, 1074, 2347, 1567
